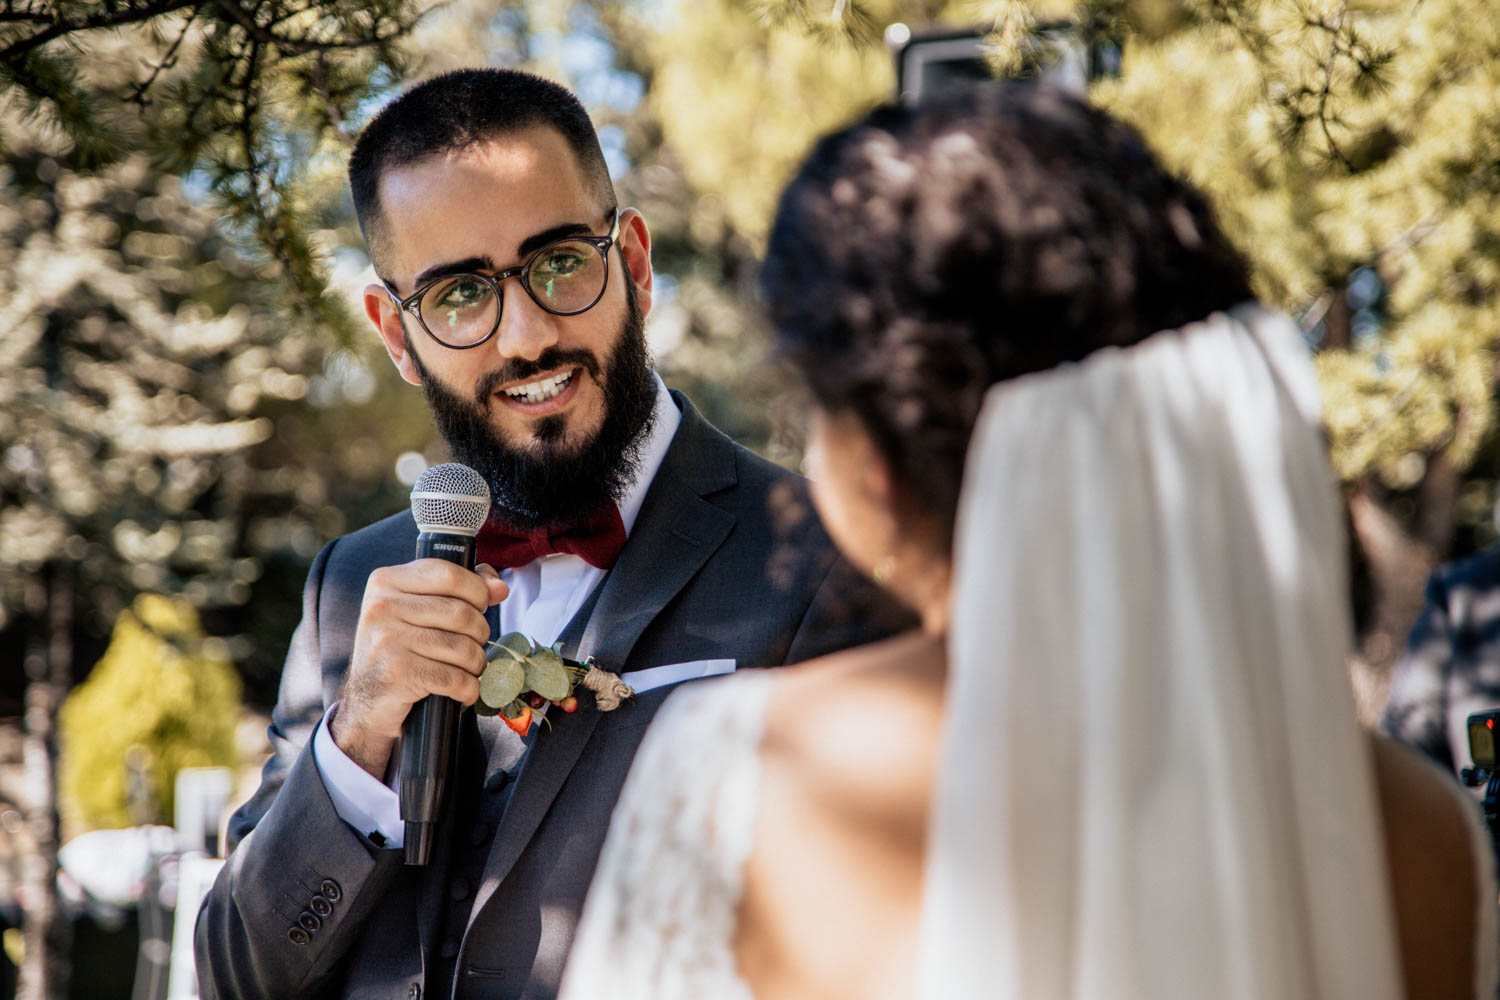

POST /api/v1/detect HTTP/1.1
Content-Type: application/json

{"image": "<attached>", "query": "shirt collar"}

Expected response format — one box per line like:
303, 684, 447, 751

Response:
616, 372, 681, 537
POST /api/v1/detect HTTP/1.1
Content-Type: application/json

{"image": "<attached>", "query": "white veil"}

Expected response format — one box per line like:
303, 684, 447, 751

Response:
917, 304, 1404, 999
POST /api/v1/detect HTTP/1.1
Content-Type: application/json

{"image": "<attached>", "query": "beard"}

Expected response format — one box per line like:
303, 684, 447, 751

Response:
407, 280, 658, 531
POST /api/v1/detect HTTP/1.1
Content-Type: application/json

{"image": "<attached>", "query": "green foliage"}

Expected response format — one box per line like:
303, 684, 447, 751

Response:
58, 594, 241, 830
1085, 0, 1500, 588
0, 1, 430, 345
0, 118, 426, 705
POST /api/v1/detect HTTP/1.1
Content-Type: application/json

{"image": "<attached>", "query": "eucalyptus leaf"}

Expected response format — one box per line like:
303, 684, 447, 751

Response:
524, 649, 572, 702
498, 632, 534, 658
499, 698, 528, 720
478, 655, 526, 709
472, 697, 500, 717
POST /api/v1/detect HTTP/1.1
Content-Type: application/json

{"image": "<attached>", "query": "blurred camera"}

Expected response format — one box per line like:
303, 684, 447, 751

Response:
1467, 710, 1499, 772
1460, 709, 1500, 869
886, 22, 1121, 105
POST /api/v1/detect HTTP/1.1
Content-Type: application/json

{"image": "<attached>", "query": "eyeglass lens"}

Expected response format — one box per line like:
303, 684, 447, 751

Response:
418, 238, 608, 346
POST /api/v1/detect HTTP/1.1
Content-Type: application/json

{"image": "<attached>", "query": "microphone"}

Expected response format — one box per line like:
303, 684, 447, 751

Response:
402, 462, 490, 865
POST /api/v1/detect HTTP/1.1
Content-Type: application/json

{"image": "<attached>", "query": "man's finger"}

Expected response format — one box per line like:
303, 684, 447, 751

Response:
475, 563, 510, 606
398, 558, 496, 609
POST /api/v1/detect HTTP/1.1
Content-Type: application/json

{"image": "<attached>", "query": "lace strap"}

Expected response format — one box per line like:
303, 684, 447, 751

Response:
559, 670, 774, 1000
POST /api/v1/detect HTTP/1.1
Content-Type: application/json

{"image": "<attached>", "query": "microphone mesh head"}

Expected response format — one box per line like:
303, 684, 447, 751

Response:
410, 463, 490, 536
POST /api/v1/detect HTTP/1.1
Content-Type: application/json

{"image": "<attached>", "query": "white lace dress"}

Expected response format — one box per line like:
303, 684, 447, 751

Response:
558, 669, 771, 1000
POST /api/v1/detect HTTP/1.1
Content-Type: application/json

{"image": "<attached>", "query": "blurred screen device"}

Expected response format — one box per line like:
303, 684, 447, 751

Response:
1469, 710, 1498, 771
1461, 708, 1500, 876
888, 23, 1121, 105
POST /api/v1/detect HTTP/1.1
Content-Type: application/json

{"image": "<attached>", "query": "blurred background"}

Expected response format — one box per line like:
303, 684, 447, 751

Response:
0, 0, 1496, 995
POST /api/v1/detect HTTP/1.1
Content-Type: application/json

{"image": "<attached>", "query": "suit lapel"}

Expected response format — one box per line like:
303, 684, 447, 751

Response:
469, 393, 739, 918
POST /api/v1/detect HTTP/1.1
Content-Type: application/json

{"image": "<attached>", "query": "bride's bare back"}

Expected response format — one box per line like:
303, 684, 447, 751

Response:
733, 634, 1487, 1000
734, 631, 945, 1000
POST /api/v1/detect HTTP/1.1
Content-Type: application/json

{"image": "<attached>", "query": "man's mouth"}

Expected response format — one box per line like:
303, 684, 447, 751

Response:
501, 369, 575, 404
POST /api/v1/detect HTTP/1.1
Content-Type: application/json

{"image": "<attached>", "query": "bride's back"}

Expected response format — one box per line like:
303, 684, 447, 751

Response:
734, 632, 945, 1000
737, 646, 1488, 1000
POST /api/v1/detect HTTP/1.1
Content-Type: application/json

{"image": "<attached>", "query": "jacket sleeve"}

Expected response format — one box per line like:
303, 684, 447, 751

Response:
194, 538, 405, 999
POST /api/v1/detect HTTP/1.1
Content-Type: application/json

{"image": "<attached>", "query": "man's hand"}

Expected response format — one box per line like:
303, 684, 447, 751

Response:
331, 560, 508, 778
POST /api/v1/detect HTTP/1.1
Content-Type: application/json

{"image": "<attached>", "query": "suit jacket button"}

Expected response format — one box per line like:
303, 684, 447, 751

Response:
407, 985, 421, 1000
288, 927, 310, 945
297, 912, 322, 933
309, 895, 333, 917
319, 878, 342, 901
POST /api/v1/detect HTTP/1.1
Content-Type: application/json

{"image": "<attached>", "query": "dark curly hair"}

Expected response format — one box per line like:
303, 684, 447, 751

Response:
349, 68, 615, 273
761, 85, 1254, 545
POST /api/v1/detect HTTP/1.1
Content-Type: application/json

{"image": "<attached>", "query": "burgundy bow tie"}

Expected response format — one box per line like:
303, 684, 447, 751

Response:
476, 505, 627, 571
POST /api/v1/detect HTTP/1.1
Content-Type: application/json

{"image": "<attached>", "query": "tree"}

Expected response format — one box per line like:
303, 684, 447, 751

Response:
0, 9, 435, 990
0, 0, 427, 343
1076, 0, 1500, 716
58, 595, 241, 832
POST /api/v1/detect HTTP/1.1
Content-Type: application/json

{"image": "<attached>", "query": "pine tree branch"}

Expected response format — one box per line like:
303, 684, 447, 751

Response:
0, 0, 197, 64
209, 0, 413, 54
1313, 1, 1355, 171
128, 4, 202, 106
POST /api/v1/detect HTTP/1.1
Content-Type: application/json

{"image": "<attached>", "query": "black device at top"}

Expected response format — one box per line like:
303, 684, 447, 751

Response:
888, 22, 1122, 106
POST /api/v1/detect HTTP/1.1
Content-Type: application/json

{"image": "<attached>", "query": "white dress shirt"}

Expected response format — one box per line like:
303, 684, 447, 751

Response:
314, 375, 682, 846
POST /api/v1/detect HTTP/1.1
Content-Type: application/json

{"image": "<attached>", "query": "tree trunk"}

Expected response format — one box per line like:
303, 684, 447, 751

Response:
16, 568, 72, 1000
1346, 486, 1439, 726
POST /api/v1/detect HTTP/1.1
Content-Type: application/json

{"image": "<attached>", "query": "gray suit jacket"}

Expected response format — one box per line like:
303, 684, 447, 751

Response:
195, 393, 912, 1000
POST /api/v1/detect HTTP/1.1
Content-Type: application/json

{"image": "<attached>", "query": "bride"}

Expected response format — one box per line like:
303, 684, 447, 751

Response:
558, 86, 1496, 999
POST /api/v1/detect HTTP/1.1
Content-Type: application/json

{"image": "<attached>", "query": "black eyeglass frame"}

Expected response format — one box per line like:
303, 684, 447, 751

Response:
381, 208, 621, 350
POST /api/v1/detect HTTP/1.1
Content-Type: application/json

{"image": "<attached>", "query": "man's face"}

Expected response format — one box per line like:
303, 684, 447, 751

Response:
363, 127, 658, 528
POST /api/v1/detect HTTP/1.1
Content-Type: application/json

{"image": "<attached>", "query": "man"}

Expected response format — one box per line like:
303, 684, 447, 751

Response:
1382, 543, 1500, 778
195, 68, 911, 1000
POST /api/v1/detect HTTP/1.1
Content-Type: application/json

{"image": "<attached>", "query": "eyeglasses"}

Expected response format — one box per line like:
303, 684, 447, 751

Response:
383, 209, 619, 350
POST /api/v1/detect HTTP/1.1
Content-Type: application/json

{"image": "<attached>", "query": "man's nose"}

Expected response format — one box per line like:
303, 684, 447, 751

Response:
491, 283, 559, 363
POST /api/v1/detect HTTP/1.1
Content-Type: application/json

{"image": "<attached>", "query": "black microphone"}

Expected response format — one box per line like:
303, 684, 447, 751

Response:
401, 463, 490, 865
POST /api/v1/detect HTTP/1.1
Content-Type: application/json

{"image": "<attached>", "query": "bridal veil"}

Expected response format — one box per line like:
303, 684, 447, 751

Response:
920, 304, 1406, 998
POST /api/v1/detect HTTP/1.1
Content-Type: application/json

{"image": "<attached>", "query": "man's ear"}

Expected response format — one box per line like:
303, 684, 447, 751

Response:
616, 208, 653, 317
364, 284, 423, 387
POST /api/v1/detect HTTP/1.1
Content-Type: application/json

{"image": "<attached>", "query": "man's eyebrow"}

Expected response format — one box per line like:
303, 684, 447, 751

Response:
517, 221, 594, 258
407, 221, 597, 290
412, 256, 495, 290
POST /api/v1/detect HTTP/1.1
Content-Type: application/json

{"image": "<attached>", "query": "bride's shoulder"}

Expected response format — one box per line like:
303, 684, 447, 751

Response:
1369, 734, 1493, 1000
760, 630, 946, 791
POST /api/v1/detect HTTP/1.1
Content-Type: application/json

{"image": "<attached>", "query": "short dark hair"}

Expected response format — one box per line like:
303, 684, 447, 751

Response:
349, 68, 615, 272
761, 85, 1254, 544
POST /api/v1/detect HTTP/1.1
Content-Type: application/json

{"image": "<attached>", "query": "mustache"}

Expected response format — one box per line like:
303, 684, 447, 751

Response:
473, 348, 603, 405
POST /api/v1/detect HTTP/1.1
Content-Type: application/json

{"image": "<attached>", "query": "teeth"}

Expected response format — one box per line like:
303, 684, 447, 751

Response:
504, 371, 573, 403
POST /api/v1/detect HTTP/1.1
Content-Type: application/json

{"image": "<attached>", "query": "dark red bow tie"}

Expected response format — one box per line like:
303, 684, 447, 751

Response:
476, 505, 627, 571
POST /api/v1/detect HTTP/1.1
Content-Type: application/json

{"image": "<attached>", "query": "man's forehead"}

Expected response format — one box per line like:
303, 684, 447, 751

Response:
375, 127, 599, 274
379, 128, 594, 224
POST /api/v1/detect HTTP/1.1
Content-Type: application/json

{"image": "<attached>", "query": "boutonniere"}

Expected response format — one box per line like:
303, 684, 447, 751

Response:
477, 633, 634, 735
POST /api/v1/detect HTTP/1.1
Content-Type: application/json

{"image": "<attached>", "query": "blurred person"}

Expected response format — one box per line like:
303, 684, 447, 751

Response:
1383, 544, 1500, 778
194, 68, 911, 1000
559, 86, 1498, 1000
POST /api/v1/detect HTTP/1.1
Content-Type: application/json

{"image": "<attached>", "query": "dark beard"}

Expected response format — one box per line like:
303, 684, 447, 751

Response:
408, 282, 657, 531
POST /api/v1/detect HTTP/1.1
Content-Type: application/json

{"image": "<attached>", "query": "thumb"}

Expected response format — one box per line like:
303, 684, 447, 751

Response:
475, 563, 510, 605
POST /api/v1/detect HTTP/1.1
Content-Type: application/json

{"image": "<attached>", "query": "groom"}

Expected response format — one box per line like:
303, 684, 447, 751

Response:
195, 68, 911, 1000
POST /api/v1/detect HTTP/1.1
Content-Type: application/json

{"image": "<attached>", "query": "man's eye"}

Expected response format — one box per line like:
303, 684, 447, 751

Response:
432, 277, 492, 309
534, 249, 587, 278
